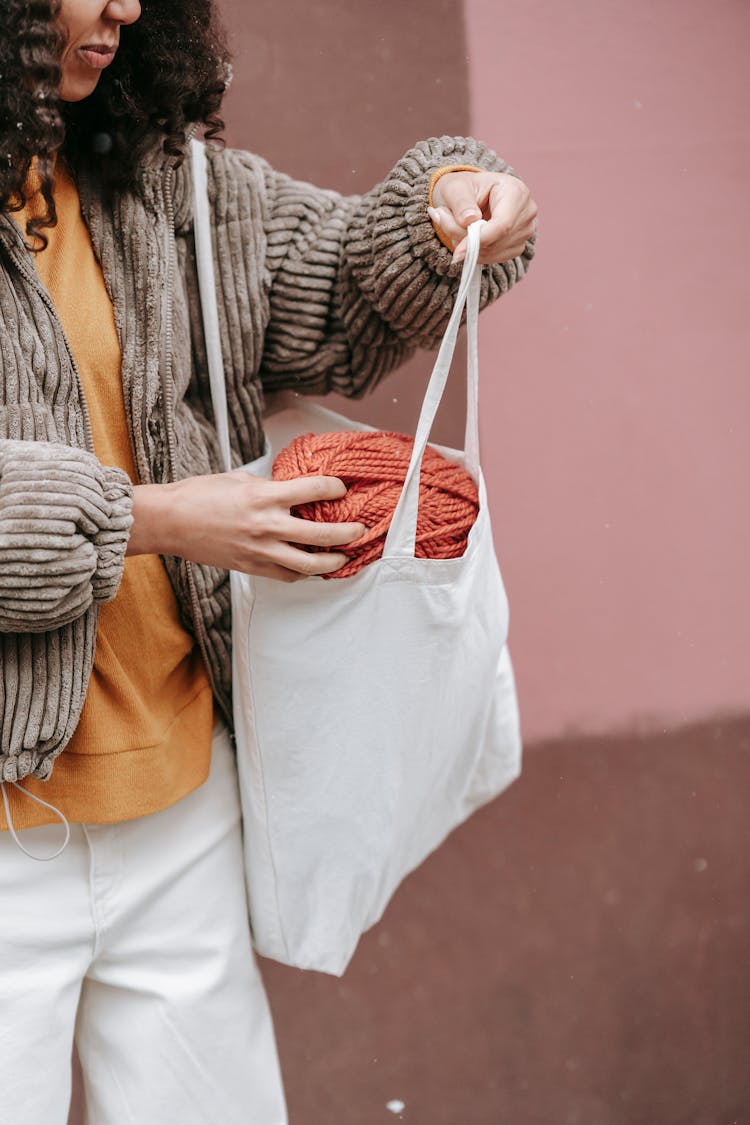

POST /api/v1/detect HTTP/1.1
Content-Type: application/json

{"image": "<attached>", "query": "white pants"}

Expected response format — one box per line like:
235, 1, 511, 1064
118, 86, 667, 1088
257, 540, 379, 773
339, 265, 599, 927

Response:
0, 725, 288, 1125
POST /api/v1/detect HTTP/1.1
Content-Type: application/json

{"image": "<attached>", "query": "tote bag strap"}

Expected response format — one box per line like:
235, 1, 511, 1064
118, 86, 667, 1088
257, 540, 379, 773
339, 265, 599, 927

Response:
192, 133, 483, 557
383, 220, 483, 558
191, 138, 233, 475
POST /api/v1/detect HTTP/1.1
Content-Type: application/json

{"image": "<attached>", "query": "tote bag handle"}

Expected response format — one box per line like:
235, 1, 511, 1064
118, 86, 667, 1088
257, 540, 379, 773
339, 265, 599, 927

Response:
383, 222, 482, 557
192, 139, 233, 475
191, 138, 484, 556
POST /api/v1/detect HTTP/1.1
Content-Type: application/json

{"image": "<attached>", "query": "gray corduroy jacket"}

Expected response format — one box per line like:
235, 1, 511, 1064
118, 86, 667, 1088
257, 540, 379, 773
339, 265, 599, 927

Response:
0, 136, 533, 784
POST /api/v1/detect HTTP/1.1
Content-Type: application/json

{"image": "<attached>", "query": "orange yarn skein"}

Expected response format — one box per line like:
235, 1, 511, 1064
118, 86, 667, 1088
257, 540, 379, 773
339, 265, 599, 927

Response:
272, 430, 479, 579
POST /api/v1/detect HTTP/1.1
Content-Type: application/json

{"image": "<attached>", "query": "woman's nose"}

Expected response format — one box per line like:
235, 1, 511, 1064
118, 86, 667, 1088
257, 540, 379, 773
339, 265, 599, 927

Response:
104, 0, 142, 27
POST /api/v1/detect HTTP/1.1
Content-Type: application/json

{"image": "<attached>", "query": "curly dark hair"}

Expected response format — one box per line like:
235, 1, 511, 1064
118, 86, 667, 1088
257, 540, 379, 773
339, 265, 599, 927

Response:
0, 0, 230, 247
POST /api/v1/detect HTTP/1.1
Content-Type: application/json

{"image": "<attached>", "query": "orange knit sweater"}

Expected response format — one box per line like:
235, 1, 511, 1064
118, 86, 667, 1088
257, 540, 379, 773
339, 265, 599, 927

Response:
0, 161, 214, 830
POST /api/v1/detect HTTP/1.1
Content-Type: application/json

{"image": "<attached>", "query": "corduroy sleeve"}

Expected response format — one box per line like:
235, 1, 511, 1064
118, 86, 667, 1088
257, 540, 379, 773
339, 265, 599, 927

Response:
250, 135, 535, 398
0, 439, 134, 633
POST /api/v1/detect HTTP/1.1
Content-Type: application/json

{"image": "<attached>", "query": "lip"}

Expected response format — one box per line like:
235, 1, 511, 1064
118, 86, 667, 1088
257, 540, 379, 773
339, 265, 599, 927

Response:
78, 44, 117, 70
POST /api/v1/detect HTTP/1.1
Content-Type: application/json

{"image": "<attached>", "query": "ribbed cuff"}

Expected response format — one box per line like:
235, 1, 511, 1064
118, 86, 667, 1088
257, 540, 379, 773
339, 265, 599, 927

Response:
345, 136, 534, 348
0, 441, 134, 629
91, 466, 134, 604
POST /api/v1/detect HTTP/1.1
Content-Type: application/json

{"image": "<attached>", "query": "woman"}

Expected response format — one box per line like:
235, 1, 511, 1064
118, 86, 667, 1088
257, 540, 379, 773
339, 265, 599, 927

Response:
0, 1, 537, 1121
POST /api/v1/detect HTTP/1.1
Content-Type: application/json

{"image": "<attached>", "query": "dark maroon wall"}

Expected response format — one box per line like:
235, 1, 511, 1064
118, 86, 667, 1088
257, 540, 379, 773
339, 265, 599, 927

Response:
263, 717, 750, 1125
218, 0, 471, 445
68, 717, 750, 1125
219, 0, 469, 192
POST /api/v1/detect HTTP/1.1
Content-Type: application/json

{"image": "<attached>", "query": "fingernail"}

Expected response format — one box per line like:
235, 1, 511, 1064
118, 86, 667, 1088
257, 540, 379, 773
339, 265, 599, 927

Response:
452, 247, 466, 265
427, 206, 442, 227
460, 208, 481, 222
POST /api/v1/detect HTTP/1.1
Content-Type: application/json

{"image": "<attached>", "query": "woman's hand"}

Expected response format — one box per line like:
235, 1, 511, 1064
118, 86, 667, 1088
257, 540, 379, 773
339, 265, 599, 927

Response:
428, 170, 538, 265
127, 472, 365, 582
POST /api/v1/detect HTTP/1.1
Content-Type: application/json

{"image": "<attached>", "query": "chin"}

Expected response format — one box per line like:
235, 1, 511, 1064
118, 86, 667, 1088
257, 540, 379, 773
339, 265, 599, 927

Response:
60, 78, 101, 103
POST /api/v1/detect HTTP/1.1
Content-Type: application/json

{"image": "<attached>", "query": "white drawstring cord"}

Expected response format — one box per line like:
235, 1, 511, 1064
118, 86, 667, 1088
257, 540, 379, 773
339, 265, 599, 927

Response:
1, 780, 71, 861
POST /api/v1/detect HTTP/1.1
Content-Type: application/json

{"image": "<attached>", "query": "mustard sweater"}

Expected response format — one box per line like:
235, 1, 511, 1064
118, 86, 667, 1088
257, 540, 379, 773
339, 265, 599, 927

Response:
0, 162, 214, 830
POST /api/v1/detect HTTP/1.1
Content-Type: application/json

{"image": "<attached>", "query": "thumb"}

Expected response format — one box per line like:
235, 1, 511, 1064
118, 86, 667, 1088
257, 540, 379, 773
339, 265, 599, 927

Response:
455, 200, 482, 229
437, 178, 483, 229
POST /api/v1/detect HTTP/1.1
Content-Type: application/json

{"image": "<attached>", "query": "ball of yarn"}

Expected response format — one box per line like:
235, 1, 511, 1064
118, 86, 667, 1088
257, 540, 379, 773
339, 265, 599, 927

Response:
272, 430, 479, 579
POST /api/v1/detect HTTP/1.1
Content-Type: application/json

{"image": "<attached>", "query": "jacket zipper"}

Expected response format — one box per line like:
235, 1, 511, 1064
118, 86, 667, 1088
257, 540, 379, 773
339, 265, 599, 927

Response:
2, 221, 96, 456
162, 158, 233, 727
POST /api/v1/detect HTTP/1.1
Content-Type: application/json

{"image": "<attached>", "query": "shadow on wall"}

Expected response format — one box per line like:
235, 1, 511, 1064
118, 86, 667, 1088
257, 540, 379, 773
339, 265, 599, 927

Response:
262, 714, 750, 1125
69, 716, 750, 1125
218, 0, 473, 448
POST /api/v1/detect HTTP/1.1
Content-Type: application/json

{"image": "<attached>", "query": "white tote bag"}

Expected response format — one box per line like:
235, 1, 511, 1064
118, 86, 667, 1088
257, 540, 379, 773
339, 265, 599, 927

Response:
192, 140, 521, 976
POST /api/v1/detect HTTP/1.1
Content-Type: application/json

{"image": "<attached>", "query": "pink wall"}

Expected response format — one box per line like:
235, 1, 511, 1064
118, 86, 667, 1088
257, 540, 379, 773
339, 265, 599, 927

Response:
466, 0, 750, 741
